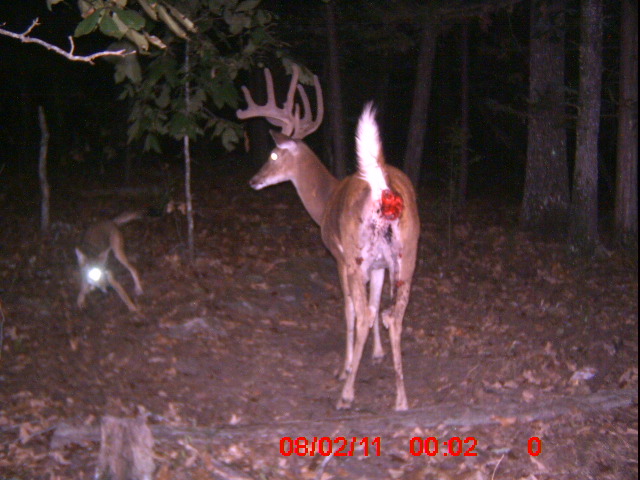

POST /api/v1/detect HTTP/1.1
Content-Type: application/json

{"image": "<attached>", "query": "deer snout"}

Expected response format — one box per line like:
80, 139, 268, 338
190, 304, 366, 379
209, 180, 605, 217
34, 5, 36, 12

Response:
249, 176, 265, 190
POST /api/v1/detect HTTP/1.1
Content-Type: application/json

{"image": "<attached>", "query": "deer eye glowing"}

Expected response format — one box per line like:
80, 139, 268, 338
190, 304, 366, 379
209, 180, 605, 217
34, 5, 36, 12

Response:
88, 267, 103, 283
270, 152, 279, 161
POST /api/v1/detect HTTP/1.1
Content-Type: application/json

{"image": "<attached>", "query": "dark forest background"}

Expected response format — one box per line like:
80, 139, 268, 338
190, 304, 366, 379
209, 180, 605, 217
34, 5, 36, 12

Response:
0, 0, 637, 249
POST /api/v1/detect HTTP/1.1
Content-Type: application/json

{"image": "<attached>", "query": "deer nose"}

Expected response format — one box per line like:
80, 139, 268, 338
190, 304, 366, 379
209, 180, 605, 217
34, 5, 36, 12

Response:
249, 177, 262, 190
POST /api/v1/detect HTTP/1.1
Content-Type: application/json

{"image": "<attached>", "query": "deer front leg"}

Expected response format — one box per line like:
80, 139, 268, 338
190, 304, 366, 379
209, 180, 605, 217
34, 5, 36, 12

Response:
106, 272, 139, 312
382, 279, 412, 411
337, 270, 370, 410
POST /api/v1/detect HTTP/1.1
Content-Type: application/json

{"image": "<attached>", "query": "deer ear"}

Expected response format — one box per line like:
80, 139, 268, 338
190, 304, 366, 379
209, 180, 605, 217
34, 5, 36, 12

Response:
270, 130, 297, 151
75, 248, 86, 265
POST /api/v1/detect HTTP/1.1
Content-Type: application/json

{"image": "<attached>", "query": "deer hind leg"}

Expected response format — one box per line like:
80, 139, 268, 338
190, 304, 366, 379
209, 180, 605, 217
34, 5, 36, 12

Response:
382, 276, 412, 411
77, 282, 89, 309
337, 270, 370, 410
111, 230, 143, 296
368, 268, 385, 362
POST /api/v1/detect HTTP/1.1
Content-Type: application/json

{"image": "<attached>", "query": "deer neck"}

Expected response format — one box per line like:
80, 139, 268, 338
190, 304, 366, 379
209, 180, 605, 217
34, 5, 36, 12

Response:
290, 147, 339, 225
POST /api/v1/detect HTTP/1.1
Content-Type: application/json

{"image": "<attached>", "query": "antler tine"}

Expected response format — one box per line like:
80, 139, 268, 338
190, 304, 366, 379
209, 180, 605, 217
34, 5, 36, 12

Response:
236, 68, 295, 136
236, 65, 324, 139
283, 65, 300, 121
292, 73, 324, 138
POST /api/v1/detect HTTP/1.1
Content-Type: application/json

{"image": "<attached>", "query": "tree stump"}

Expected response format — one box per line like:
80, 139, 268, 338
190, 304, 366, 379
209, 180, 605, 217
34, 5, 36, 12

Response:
95, 415, 155, 480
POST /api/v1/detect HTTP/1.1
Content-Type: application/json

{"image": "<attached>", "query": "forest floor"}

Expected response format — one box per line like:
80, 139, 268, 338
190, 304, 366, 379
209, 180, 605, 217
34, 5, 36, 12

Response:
0, 161, 637, 480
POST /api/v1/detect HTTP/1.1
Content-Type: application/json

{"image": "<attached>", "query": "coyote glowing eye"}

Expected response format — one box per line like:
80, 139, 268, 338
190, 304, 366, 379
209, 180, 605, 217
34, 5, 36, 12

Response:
88, 267, 103, 283
270, 152, 279, 161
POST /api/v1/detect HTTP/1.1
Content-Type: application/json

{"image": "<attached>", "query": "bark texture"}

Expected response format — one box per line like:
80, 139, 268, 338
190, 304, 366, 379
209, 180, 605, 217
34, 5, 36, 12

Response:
404, 13, 438, 189
520, 0, 569, 234
615, 0, 638, 245
569, 0, 603, 251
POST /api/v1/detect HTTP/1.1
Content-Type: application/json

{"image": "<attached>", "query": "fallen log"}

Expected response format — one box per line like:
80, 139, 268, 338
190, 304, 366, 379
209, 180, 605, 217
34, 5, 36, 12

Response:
51, 388, 637, 450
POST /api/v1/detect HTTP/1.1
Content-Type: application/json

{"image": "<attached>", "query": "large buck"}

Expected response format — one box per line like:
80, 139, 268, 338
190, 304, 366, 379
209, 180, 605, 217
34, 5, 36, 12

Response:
237, 66, 419, 411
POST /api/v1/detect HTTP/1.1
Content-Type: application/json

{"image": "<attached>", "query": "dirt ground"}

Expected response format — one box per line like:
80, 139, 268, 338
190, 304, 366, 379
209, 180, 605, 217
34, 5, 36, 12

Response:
0, 162, 637, 480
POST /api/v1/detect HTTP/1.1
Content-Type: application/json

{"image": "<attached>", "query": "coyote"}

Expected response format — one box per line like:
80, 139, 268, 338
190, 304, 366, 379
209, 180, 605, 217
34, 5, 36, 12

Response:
75, 211, 144, 312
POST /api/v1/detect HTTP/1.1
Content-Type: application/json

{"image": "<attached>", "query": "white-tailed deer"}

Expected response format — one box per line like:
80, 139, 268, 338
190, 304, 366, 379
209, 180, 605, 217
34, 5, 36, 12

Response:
237, 66, 419, 411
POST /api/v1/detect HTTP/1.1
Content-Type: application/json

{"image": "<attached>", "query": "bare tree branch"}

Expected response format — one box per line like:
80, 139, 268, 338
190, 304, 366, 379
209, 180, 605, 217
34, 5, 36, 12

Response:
0, 18, 130, 64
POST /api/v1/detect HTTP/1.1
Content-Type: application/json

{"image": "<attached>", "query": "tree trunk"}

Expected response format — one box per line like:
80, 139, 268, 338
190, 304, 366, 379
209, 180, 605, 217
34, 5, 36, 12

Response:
325, 0, 347, 178
615, 0, 638, 245
569, 0, 603, 251
184, 43, 195, 261
520, 0, 569, 233
404, 13, 438, 189
457, 22, 470, 209
38, 106, 50, 234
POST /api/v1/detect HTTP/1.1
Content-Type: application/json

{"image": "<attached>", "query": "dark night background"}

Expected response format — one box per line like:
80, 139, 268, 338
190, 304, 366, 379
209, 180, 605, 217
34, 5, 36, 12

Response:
0, 1, 637, 479
0, 1, 623, 204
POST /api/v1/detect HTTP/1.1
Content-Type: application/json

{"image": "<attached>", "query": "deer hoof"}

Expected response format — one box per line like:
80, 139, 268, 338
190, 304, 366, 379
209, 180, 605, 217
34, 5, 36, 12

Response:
336, 397, 353, 410
372, 350, 385, 364
337, 366, 351, 381
381, 310, 392, 329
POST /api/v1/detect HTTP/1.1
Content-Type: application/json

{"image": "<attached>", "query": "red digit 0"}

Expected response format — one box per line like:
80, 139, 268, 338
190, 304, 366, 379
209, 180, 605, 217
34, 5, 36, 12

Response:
409, 437, 422, 456
319, 437, 332, 456
448, 437, 462, 456
425, 437, 438, 456
280, 437, 293, 456
528, 437, 542, 456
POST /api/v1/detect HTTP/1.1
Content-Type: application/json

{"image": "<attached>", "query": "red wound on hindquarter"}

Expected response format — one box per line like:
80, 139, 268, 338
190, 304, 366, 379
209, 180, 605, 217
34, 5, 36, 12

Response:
380, 189, 404, 220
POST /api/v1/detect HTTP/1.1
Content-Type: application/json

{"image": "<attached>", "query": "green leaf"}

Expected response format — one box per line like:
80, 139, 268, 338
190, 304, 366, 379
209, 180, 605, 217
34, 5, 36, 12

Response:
207, 0, 224, 15
116, 9, 146, 31
224, 10, 248, 35
114, 54, 142, 84
76, 0, 94, 17
74, 10, 102, 37
125, 28, 149, 52
242, 40, 256, 56
254, 9, 271, 26
168, 112, 202, 139
236, 0, 261, 13
144, 134, 162, 153
155, 85, 171, 109
168, 112, 189, 136
46, 0, 65, 11
99, 15, 126, 39
189, 88, 207, 113
128, 115, 141, 140
221, 126, 239, 151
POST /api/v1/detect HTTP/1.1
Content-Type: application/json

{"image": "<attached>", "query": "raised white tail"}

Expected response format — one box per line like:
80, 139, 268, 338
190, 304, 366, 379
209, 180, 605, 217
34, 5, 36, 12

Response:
356, 102, 387, 200
238, 68, 420, 411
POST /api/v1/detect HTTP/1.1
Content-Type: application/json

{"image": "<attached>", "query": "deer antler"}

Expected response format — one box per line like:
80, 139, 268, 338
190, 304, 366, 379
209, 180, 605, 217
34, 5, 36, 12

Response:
236, 65, 323, 139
